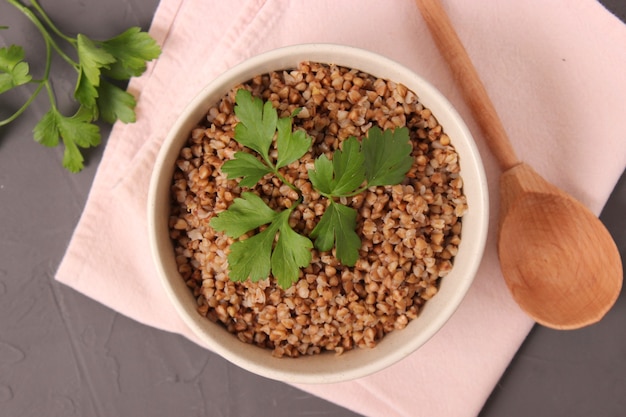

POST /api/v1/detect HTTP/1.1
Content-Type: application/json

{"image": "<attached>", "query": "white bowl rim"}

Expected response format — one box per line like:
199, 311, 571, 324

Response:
147, 43, 489, 384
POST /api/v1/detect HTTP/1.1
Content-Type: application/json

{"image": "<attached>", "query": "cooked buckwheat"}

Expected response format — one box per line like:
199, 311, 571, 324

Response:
169, 62, 467, 357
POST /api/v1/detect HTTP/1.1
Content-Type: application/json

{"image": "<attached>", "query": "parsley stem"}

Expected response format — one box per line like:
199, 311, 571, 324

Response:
39, 28, 57, 114
0, 10, 55, 128
6, 0, 78, 69
0, 81, 44, 127
343, 184, 370, 197
273, 169, 301, 195
29, 0, 76, 46
259, 155, 301, 196
316, 184, 369, 201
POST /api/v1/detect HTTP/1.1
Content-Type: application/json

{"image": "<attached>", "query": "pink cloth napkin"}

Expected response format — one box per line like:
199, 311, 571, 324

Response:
56, 0, 626, 416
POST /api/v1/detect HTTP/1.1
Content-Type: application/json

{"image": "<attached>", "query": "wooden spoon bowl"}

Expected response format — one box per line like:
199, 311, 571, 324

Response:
499, 163, 622, 329
416, 0, 623, 328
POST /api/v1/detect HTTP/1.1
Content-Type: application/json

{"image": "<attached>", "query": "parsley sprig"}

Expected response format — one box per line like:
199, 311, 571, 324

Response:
221, 89, 312, 188
210, 89, 414, 289
211, 90, 314, 287
210, 192, 313, 289
0, 0, 161, 172
308, 127, 413, 266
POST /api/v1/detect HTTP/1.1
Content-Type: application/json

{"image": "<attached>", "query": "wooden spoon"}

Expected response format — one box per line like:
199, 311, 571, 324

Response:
416, 0, 623, 329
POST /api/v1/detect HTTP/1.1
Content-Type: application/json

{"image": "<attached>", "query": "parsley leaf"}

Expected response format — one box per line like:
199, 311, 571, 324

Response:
74, 69, 99, 115
228, 226, 275, 283
100, 27, 161, 80
33, 107, 101, 173
233, 89, 278, 163
76, 34, 116, 87
211, 193, 312, 288
363, 126, 413, 186
276, 114, 312, 168
33, 109, 61, 148
210, 192, 277, 238
310, 201, 361, 266
308, 137, 365, 196
96, 79, 137, 124
221, 152, 272, 188
0, 45, 32, 94
270, 212, 314, 288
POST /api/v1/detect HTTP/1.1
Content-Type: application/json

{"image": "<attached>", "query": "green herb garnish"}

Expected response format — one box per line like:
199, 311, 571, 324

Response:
0, 0, 161, 172
211, 192, 313, 289
221, 89, 312, 187
308, 127, 413, 265
210, 88, 414, 288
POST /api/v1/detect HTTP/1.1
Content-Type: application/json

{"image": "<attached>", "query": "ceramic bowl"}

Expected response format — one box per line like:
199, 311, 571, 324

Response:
148, 43, 488, 384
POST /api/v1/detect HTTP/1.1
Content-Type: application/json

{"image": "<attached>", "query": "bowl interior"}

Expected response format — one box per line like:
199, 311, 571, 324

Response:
148, 44, 489, 384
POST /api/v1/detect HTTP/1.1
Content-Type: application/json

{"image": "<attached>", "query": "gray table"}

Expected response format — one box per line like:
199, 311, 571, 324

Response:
1, 1, 624, 416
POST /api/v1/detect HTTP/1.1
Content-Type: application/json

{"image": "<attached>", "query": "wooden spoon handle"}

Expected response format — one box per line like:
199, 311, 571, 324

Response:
415, 0, 519, 171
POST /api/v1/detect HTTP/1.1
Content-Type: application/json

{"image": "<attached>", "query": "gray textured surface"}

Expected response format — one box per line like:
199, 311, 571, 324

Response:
0, 1, 624, 416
